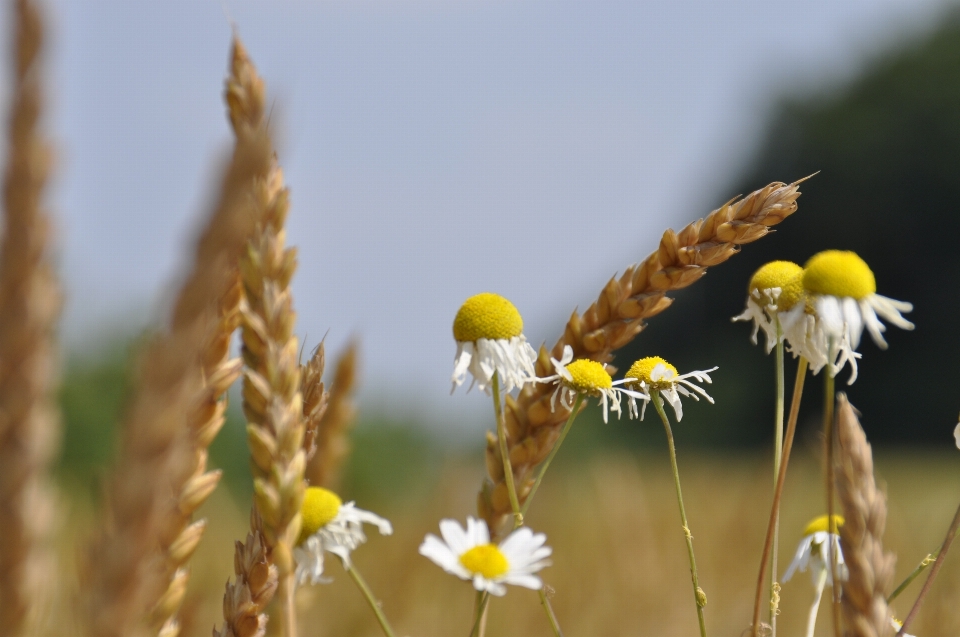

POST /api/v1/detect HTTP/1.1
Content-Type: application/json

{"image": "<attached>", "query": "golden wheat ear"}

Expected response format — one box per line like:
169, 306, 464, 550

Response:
305, 340, 360, 491
0, 1, 61, 635
214, 35, 306, 637
479, 179, 807, 536
80, 39, 273, 637
835, 393, 897, 637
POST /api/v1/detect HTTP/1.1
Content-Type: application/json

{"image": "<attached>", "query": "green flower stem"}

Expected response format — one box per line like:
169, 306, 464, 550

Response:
751, 356, 809, 637
651, 391, 707, 637
896, 498, 960, 636
887, 521, 960, 604
520, 393, 585, 519
771, 322, 785, 636
822, 344, 841, 637
539, 587, 564, 637
469, 592, 490, 637
492, 373, 523, 528
345, 562, 396, 637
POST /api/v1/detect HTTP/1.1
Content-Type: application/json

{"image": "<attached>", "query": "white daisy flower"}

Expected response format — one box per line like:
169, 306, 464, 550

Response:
451, 292, 538, 395
294, 486, 393, 585
419, 516, 552, 596
733, 260, 805, 353
621, 356, 717, 422
782, 250, 912, 384
891, 617, 916, 637
539, 345, 646, 423
783, 514, 848, 587
784, 515, 847, 637
954, 416, 960, 450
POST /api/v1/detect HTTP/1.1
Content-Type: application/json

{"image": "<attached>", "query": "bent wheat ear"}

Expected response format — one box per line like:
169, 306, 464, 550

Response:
835, 393, 896, 637
305, 340, 359, 490
479, 179, 806, 536
0, 1, 61, 635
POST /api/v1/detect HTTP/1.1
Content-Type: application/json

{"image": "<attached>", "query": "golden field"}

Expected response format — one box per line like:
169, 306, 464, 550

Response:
55, 448, 958, 637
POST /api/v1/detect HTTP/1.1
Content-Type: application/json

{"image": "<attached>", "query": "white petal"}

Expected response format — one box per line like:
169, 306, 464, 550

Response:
439, 519, 470, 554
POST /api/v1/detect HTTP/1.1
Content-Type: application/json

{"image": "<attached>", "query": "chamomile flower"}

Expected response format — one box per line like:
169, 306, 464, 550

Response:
954, 414, 960, 449
782, 250, 913, 382
785, 515, 848, 637
293, 486, 393, 585
891, 617, 916, 637
783, 514, 848, 588
733, 260, 805, 352
419, 516, 552, 596
622, 356, 717, 422
539, 345, 645, 423
451, 293, 538, 394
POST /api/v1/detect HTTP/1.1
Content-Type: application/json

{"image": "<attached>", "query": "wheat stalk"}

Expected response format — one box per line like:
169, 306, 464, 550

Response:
0, 2, 60, 636
305, 341, 359, 490
82, 57, 272, 637
478, 179, 806, 536
835, 393, 896, 637
212, 35, 306, 637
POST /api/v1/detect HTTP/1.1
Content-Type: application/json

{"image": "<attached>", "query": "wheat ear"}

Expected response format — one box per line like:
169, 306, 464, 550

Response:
212, 36, 306, 637
0, 2, 60, 635
149, 43, 267, 637
479, 179, 806, 535
299, 342, 330, 466
152, 33, 264, 637
82, 65, 272, 637
305, 341, 359, 490
835, 393, 897, 637
148, 154, 255, 637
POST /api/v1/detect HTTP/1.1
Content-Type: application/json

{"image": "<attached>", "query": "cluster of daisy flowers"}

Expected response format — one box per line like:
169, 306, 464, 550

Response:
733, 250, 914, 383
289, 254, 932, 636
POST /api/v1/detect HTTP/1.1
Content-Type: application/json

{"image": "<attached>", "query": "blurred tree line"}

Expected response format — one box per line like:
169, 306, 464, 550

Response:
615, 11, 960, 448
59, 11, 960, 493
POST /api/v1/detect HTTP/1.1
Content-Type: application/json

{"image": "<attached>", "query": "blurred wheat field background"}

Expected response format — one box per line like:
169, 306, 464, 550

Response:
52, 448, 960, 636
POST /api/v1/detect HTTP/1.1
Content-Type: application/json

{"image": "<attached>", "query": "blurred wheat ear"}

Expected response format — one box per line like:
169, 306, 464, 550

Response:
305, 340, 360, 491
479, 179, 807, 537
215, 35, 308, 637
835, 393, 897, 637
79, 36, 274, 637
0, 1, 61, 636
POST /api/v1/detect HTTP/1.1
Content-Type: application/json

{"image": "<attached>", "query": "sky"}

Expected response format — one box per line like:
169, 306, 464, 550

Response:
15, 0, 954, 430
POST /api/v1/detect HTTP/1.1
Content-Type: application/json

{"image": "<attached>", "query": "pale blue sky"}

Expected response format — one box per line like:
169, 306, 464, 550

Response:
19, 0, 953, 427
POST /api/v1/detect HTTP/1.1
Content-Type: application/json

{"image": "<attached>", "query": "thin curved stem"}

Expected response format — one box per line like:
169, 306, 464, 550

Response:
897, 498, 960, 636
822, 343, 840, 637
888, 502, 960, 605
492, 373, 523, 528
539, 587, 564, 637
469, 592, 490, 637
346, 563, 397, 637
652, 391, 707, 637
771, 324, 785, 636
805, 569, 827, 637
751, 357, 808, 637
521, 393, 584, 519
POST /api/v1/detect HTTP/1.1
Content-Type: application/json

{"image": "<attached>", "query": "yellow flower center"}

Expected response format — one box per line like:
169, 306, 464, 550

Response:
564, 359, 613, 394
625, 356, 678, 391
459, 543, 510, 579
803, 250, 876, 300
298, 487, 343, 545
453, 293, 524, 342
804, 514, 844, 536
749, 260, 804, 311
